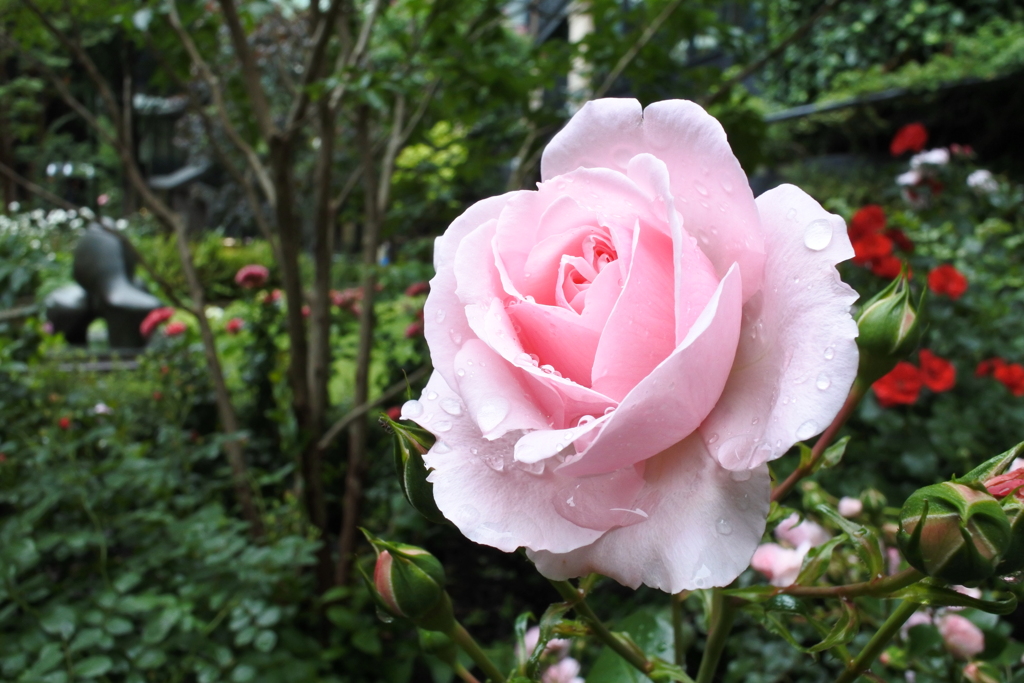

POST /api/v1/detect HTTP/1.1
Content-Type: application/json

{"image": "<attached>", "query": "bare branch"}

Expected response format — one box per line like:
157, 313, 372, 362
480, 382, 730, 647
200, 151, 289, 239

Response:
216, 0, 277, 139
593, 0, 684, 99
285, 0, 347, 132
165, 0, 276, 205
701, 0, 841, 108
327, 0, 384, 112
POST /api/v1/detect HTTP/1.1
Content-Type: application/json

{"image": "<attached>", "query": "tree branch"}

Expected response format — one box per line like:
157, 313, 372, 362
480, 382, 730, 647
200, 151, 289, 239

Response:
215, 0, 277, 139
286, 0, 347, 132
593, 0, 685, 99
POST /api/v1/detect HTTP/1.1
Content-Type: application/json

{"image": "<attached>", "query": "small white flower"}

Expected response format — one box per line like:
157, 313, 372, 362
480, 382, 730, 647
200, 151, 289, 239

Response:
897, 170, 922, 186
966, 169, 998, 193
910, 148, 950, 168
7, 201, 19, 212
205, 306, 225, 320
838, 496, 863, 518
94, 403, 113, 415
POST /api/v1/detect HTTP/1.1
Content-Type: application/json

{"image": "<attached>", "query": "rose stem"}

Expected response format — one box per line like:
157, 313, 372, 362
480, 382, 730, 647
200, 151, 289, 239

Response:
834, 599, 920, 683
672, 590, 691, 666
771, 381, 867, 503
695, 588, 737, 683
548, 580, 678, 680
778, 567, 923, 600
453, 663, 481, 683
449, 621, 507, 683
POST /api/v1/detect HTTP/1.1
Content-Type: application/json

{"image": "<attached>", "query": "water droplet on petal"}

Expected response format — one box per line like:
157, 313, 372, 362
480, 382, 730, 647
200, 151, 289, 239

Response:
786, 207, 798, 221
432, 440, 451, 454
456, 368, 466, 377
401, 400, 424, 419
426, 391, 438, 400
476, 397, 510, 433
449, 328, 463, 345
730, 469, 752, 482
721, 179, 734, 193
708, 433, 719, 444
441, 398, 462, 415
816, 373, 831, 391
517, 459, 545, 475
824, 345, 836, 360
481, 451, 505, 471
694, 181, 709, 196
604, 406, 615, 415
434, 309, 446, 323
803, 218, 833, 251
434, 420, 452, 433
693, 564, 711, 588
716, 518, 733, 535
796, 420, 818, 440
751, 417, 759, 425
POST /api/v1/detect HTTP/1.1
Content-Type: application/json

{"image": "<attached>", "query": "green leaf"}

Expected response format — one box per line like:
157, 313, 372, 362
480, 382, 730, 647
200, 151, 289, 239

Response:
587, 607, 673, 683
104, 617, 133, 636
69, 628, 104, 653
721, 585, 777, 603
815, 505, 885, 576
231, 664, 256, 682
253, 629, 278, 653
527, 602, 571, 677
142, 607, 180, 645
135, 648, 167, 670
72, 655, 112, 679
41, 605, 76, 639
113, 572, 142, 594
807, 600, 859, 653
894, 583, 1018, 614
820, 436, 851, 470
795, 535, 846, 585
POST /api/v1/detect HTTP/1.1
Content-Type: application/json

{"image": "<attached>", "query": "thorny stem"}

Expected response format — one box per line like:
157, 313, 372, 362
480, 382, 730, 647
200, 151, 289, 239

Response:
778, 568, 923, 600
772, 381, 867, 503
449, 621, 506, 683
695, 588, 737, 683
549, 580, 660, 678
834, 599, 920, 683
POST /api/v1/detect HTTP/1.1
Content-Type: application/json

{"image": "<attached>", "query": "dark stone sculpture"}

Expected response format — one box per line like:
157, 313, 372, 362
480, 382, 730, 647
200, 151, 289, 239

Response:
45, 223, 162, 348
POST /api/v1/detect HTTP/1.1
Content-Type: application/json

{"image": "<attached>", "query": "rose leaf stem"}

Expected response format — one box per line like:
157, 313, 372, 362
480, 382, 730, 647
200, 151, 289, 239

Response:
548, 580, 668, 679
672, 590, 690, 666
779, 567, 923, 600
448, 621, 507, 683
453, 662, 482, 683
695, 588, 737, 683
834, 599, 920, 683
772, 382, 867, 503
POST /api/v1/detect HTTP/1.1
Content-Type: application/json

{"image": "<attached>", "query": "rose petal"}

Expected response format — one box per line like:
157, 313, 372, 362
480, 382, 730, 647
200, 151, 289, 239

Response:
541, 99, 765, 302
514, 413, 611, 464
529, 434, 770, 592
454, 339, 551, 439
418, 372, 604, 554
425, 196, 514, 391
590, 220, 677, 401
560, 264, 742, 477
699, 185, 859, 470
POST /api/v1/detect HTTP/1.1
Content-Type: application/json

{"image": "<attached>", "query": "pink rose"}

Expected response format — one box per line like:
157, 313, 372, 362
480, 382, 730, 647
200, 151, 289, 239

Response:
234, 264, 269, 289
937, 614, 985, 659
140, 307, 175, 338
411, 99, 858, 592
775, 513, 831, 549
750, 543, 807, 587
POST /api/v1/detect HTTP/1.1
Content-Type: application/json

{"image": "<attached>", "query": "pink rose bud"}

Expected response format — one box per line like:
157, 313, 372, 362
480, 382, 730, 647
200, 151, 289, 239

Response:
369, 537, 453, 632
775, 513, 831, 549
225, 317, 245, 335
838, 496, 863, 518
542, 657, 584, 683
750, 543, 807, 587
407, 98, 860, 592
234, 264, 269, 289
937, 613, 985, 659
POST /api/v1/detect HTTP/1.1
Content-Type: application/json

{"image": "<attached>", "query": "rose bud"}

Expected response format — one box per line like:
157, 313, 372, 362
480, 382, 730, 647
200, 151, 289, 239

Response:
856, 271, 924, 386
936, 613, 985, 659
838, 496, 863, 518
897, 481, 1012, 584
963, 663, 999, 683
369, 537, 454, 632
860, 488, 887, 514
383, 414, 447, 525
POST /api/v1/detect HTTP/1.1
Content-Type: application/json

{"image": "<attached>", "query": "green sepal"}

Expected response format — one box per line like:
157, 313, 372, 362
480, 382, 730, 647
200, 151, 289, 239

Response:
816, 505, 885, 577
647, 658, 692, 682
892, 582, 1018, 615
418, 629, 458, 665
525, 602, 571, 679
513, 611, 535, 670
855, 269, 924, 385
382, 415, 447, 524
955, 440, 1024, 485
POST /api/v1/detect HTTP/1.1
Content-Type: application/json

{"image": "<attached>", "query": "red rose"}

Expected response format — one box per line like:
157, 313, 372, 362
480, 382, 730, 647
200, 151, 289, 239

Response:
976, 357, 1006, 377
226, 317, 245, 335
404, 321, 424, 338
928, 265, 968, 300
870, 255, 903, 279
919, 350, 956, 393
58, 416, 71, 430
885, 228, 915, 253
235, 264, 270, 289
873, 362, 923, 408
849, 205, 886, 242
331, 287, 362, 309
891, 123, 928, 156
164, 321, 187, 337
140, 307, 175, 338
994, 363, 1024, 397
852, 233, 894, 265
405, 281, 430, 297
263, 289, 282, 305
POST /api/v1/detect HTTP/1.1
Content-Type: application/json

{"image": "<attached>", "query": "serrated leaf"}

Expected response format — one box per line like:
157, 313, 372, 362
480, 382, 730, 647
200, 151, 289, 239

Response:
807, 600, 859, 653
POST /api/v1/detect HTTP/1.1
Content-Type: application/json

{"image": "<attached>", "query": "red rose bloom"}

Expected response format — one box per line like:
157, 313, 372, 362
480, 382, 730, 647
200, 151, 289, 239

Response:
891, 122, 928, 156
226, 317, 245, 335
235, 264, 270, 289
873, 362, 923, 408
885, 228, 915, 253
849, 205, 887, 242
58, 416, 71, 430
404, 321, 424, 338
870, 255, 903, 279
140, 307, 175, 338
994, 363, 1024, 397
386, 406, 402, 421
405, 281, 430, 297
852, 233, 894, 265
164, 321, 187, 337
919, 350, 956, 392
928, 265, 968, 300
976, 357, 1007, 377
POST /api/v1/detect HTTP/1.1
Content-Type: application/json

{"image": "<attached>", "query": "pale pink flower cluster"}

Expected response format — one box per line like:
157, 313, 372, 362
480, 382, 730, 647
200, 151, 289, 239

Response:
520, 627, 584, 683
750, 513, 831, 587
899, 586, 986, 663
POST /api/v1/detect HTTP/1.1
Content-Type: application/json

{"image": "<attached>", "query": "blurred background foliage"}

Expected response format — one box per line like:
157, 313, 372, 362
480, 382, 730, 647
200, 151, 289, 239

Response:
2, 0, 1024, 681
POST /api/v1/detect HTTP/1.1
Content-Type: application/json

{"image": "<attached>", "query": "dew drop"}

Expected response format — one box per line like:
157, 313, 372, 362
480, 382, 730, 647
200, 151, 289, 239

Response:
693, 564, 711, 589
458, 504, 481, 527
721, 179, 734, 193
751, 417, 759, 425
456, 368, 466, 377
401, 400, 424, 419
470, 447, 478, 454
441, 398, 463, 415
730, 469, 752, 482
426, 391, 438, 400
525, 295, 536, 303
1003, 570, 1023, 585
434, 309, 446, 323
517, 459, 545, 475
694, 181, 709, 197
449, 328, 463, 345
481, 451, 505, 471
432, 440, 451, 454
708, 433, 719, 444
796, 420, 818, 440
786, 207, 798, 221
824, 345, 836, 360
816, 373, 831, 391
434, 420, 452, 433
604, 406, 616, 415
540, 364, 556, 374
476, 397, 510, 433
803, 218, 833, 251
716, 518, 733, 536
376, 607, 395, 623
